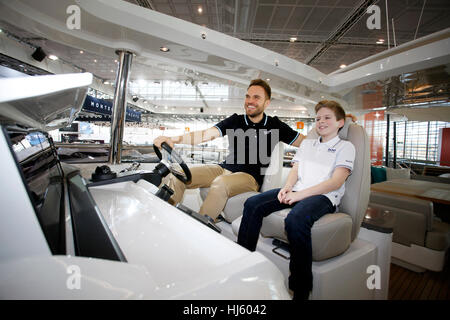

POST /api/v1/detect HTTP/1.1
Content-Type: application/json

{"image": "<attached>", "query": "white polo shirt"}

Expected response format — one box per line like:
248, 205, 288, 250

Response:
291, 135, 355, 207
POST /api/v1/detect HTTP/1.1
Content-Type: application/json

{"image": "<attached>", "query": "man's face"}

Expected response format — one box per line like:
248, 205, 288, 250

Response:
244, 85, 270, 119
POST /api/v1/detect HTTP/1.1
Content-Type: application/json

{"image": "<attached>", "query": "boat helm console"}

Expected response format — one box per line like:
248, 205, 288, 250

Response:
86, 144, 220, 233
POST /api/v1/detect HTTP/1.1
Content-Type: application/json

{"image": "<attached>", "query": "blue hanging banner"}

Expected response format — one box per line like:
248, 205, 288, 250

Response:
79, 95, 141, 122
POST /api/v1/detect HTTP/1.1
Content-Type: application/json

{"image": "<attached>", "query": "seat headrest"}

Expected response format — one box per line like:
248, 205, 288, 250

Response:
306, 117, 353, 140
338, 117, 352, 140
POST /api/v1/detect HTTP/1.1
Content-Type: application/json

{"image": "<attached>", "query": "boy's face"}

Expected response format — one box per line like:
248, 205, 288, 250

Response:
315, 107, 344, 139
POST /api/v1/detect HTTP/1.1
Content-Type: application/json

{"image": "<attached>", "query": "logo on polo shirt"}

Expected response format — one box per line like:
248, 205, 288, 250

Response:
328, 148, 336, 153
263, 130, 272, 135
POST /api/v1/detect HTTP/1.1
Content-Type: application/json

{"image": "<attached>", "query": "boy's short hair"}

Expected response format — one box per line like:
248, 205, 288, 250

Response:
248, 79, 271, 100
315, 100, 346, 120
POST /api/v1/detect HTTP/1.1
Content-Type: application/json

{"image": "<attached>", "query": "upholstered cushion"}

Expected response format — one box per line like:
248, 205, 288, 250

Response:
386, 167, 410, 180
369, 191, 442, 248
370, 191, 434, 232
371, 166, 387, 184
232, 211, 353, 261
425, 220, 450, 251
337, 124, 371, 241
370, 202, 427, 247
222, 191, 259, 222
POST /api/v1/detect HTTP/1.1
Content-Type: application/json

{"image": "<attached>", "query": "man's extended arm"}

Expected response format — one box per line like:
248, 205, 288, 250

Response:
291, 133, 306, 147
153, 127, 221, 148
290, 113, 356, 147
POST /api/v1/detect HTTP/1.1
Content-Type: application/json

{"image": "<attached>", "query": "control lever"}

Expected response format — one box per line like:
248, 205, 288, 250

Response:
155, 185, 174, 201
175, 203, 221, 233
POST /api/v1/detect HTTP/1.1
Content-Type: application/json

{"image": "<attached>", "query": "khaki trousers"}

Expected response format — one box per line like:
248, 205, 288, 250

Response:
167, 164, 259, 220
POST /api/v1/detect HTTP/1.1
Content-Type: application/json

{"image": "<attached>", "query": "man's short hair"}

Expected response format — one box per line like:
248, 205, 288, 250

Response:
248, 79, 271, 100
315, 100, 346, 121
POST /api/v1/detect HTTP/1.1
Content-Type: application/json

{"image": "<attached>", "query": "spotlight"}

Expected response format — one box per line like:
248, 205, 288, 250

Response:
132, 96, 139, 102
31, 47, 46, 62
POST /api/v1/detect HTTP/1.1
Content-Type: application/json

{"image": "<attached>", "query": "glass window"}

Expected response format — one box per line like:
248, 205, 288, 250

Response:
367, 119, 450, 164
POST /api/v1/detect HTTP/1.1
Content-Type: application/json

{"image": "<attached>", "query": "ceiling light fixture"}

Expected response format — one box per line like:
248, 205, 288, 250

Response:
79, 50, 84, 54
160, 46, 170, 52
289, 37, 297, 42
376, 39, 385, 44
48, 54, 59, 61
340, 64, 347, 69
198, 6, 203, 14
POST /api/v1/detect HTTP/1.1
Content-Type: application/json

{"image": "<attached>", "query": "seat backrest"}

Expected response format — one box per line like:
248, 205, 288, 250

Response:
260, 142, 285, 192
340, 123, 371, 240
307, 120, 371, 241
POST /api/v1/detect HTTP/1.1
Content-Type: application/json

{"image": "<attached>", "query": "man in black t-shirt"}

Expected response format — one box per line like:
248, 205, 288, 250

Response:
154, 79, 305, 220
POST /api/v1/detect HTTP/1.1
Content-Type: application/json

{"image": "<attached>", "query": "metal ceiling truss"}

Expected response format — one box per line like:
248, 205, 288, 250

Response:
133, 0, 155, 10
305, 0, 380, 65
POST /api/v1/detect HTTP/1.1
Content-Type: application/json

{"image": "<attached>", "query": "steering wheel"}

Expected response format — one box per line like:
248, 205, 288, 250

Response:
153, 142, 192, 184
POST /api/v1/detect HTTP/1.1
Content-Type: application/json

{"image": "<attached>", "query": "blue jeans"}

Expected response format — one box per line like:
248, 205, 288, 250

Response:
237, 188, 335, 300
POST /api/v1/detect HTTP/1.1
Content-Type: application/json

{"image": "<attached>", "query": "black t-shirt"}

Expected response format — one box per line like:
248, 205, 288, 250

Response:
214, 113, 299, 187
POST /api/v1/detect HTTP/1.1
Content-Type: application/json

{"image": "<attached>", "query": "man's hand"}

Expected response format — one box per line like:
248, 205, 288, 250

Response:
346, 113, 357, 122
153, 136, 174, 149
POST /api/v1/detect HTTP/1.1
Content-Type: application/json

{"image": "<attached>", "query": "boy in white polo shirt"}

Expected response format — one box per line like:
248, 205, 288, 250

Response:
237, 100, 355, 301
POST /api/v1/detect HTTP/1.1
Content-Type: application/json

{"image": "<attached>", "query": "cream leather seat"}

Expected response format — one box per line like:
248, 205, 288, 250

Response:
229, 120, 371, 262
200, 120, 382, 299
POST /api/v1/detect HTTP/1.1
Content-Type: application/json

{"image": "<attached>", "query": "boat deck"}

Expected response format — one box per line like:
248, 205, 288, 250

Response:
388, 258, 450, 300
